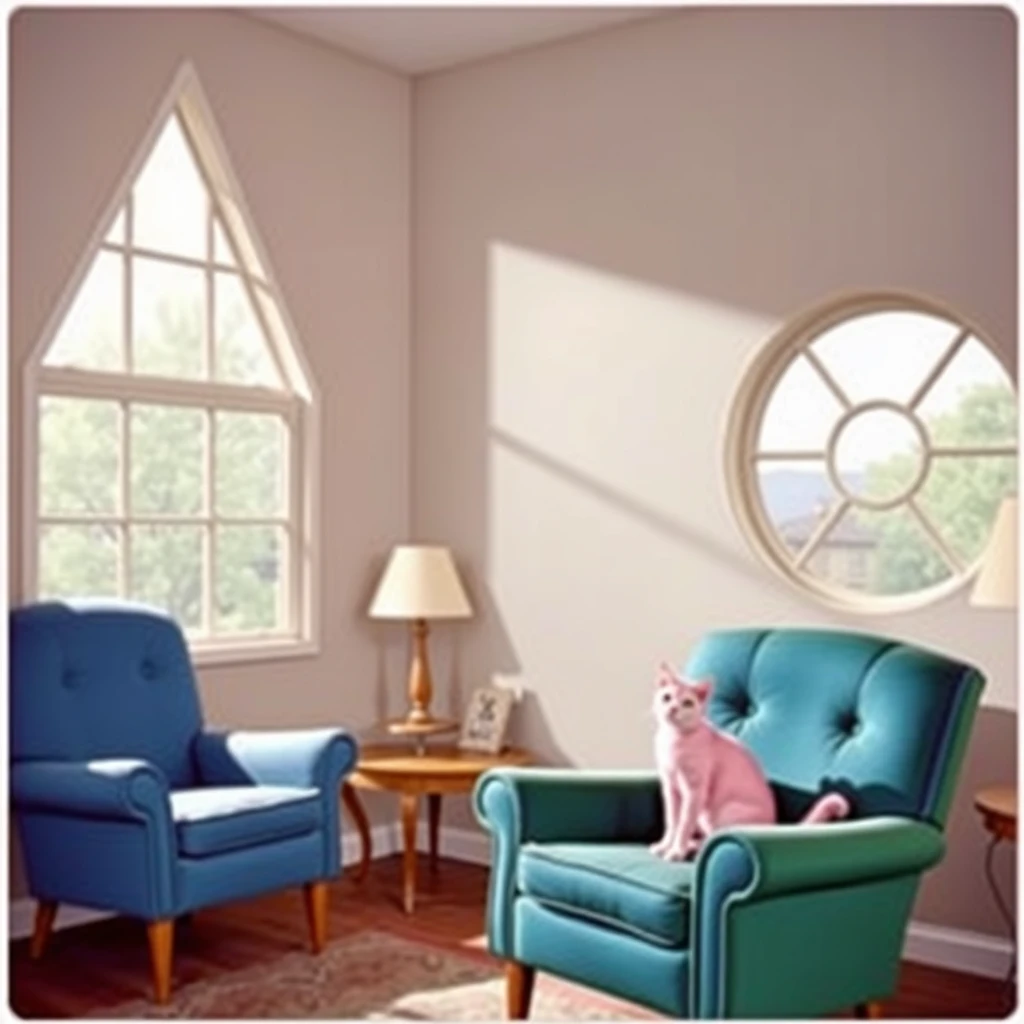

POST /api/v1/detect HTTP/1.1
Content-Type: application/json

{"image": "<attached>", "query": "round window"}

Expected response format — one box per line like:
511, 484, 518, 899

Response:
725, 292, 1018, 613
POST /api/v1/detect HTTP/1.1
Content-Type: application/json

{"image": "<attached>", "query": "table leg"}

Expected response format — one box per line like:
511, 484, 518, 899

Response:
428, 794, 442, 873
401, 792, 419, 914
341, 784, 371, 883
983, 835, 1017, 993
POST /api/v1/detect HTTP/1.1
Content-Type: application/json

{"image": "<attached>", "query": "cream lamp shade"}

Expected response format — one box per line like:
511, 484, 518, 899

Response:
369, 545, 473, 620
368, 545, 472, 735
970, 497, 1018, 608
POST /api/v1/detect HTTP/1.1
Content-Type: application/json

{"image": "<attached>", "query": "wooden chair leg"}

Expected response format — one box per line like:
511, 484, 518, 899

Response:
146, 919, 174, 1005
30, 901, 58, 959
303, 880, 329, 953
855, 1002, 883, 1019
506, 960, 536, 1020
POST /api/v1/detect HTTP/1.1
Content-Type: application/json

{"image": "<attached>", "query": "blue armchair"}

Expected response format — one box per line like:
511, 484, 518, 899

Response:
474, 628, 983, 1019
10, 601, 358, 1003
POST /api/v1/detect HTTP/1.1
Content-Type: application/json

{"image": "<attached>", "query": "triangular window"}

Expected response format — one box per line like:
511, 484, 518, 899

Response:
44, 112, 285, 390
26, 65, 319, 664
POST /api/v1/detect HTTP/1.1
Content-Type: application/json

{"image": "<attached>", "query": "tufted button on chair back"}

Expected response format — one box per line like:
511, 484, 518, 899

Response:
11, 601, 204, 787
685, 628, 984, 827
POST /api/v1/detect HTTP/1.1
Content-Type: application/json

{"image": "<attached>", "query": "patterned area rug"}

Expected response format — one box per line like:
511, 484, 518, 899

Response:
97, 928, 658, 1020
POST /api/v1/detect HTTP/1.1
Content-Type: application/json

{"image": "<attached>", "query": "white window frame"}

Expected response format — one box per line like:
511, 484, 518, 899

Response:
724, 289, 1017, 615
22, 62, 321, 666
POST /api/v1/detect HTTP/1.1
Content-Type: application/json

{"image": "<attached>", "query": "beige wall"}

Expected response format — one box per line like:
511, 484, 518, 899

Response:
8, 4, 1018, 945
413, 7, 1018, 937
9, 9, 413, 893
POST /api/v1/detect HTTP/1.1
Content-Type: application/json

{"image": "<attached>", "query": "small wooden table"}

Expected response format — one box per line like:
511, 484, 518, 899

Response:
974, 786, 1017, 992
342, 744, 533, 913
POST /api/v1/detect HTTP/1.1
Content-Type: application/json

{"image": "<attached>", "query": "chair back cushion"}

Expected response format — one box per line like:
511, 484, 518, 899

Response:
684, 628, 983, 826
11, 601, 203, 787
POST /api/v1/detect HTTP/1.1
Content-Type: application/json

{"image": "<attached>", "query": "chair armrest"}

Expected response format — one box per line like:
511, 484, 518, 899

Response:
194, 727, 358, 879
696, 815, 945, 902
193, 728, 358, 792
473, 768, 661, 959
12, 758, 177, 917
692, 816, 944, 1018
12, 758, 171, 823
474, 768, 661, 844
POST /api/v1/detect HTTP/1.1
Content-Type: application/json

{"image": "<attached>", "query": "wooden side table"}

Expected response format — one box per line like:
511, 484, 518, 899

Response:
974, 786, 1017, 992
342, 744, 533, 913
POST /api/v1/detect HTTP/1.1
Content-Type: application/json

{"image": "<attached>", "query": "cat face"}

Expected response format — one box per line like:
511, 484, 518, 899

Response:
654, 663, 713, 732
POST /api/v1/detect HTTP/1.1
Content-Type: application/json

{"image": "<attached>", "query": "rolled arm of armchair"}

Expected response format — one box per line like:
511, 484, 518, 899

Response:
194, 727, 359, 878
193, 727, 358, 791
693, 816, 945, 1018
12, 758, 172, 823
696, 815, 944, 902
473, 768, 662, 958
12, 758, 177, 917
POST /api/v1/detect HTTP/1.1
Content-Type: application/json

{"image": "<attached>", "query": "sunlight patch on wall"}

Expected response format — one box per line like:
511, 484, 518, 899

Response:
483, 242, 790, 764
487, 241, 777, 537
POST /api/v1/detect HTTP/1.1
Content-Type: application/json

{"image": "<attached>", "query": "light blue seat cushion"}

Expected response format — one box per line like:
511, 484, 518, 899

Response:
170, 786, 321, 858
518, 842, 695, 948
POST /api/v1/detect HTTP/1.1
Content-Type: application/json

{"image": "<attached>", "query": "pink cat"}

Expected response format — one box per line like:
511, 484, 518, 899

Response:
650, 664, 850, 861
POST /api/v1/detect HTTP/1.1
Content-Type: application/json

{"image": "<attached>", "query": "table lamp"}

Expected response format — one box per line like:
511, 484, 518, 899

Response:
369, 545, 473, 738
971, 497, 1018, 609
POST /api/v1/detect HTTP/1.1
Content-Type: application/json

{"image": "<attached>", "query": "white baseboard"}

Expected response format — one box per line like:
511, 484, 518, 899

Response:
9, 823, 1013, 983
903, 920, 1013, 980
411, 822, 491, 866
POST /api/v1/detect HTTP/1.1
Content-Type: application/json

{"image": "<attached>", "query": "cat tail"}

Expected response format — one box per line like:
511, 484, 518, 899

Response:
801, 792, 851, 824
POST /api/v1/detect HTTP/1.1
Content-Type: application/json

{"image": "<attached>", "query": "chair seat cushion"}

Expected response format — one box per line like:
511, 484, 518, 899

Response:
170, 785, 322, 857
517, 842, 695, 948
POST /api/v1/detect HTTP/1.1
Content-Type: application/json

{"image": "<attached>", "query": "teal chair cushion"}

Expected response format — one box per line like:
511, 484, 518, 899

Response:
170, 785, 322, 858
518, 842, 695, 948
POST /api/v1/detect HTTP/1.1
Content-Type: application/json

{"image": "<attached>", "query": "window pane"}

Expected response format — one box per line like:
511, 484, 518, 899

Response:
757, 459, 843, 548
810, 311, 960, 404
918, 454, 1018, 566
838, 408, 924, 505
215, 526, 284, 634
215, 412, 286, 517
917, 338, 1017, 447
215, 273, 281, 387
39, 397, 120, 515
130, 525, 203, 630
132, 115, 207, 260
829, 507, 954, 595
44, 251, 123, 372
758, 355, 842, 453
130, 404, 205, 516
133, 257, 204, 380
39, 524, 120, 599
798, 508, 892, 593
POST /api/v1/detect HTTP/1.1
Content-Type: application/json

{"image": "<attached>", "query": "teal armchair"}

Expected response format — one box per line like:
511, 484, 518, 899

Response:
474, 628, 983, 1019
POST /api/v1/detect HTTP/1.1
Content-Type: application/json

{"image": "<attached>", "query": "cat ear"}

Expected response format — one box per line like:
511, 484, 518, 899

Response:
693, 677, 715, 702
656, 661, 678, 687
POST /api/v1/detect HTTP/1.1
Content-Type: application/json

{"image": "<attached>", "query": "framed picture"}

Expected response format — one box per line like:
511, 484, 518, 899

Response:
458, 686, 515, 754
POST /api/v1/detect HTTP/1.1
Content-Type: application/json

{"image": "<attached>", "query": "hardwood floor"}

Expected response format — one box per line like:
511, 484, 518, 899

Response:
9, 854, 1014, 1019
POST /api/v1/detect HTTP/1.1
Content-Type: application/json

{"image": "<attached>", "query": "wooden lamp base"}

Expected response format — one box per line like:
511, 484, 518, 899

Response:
389, 618, 458, 753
